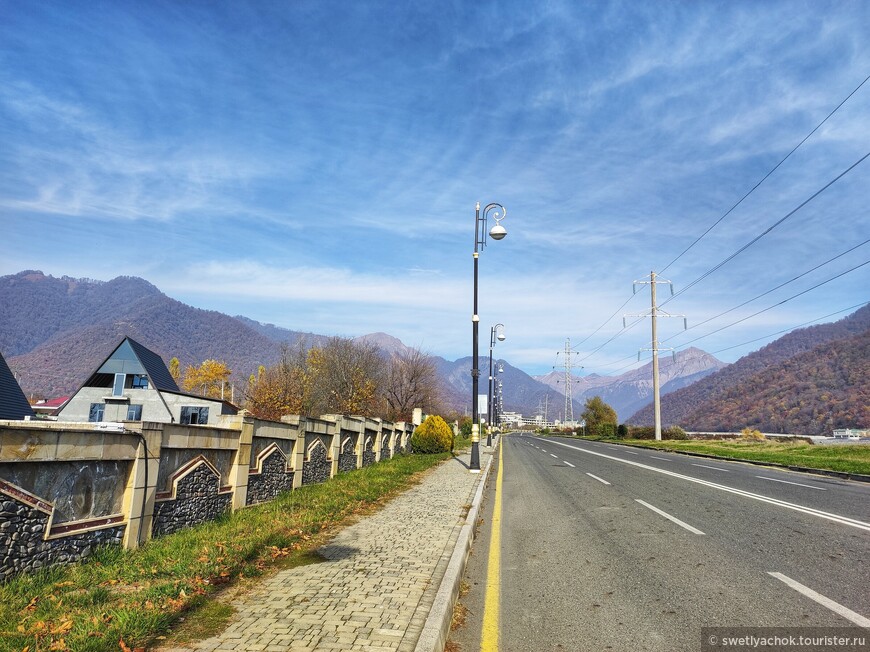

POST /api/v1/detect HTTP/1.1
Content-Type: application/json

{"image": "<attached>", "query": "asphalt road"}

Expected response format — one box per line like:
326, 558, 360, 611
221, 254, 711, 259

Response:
449, 433, 870, 652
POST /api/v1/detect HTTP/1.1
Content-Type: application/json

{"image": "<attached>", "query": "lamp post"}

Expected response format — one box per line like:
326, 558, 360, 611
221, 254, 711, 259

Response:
471, 201, 507, 472
487, 324, 505, 447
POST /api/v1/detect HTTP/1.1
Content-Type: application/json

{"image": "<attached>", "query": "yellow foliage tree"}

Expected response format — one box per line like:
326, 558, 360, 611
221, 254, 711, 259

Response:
182, 359, 232, 399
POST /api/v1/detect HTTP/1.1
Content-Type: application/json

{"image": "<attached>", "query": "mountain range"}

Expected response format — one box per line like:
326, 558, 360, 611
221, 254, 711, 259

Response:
628, 305, 870, 434
534, 347, 726, 421
6, 270, 861, 434
0, 271, 571, 415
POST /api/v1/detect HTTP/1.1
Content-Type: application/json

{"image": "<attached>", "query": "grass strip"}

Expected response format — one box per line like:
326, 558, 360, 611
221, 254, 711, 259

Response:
0, 451, 452, 652
576, 436, 870, 476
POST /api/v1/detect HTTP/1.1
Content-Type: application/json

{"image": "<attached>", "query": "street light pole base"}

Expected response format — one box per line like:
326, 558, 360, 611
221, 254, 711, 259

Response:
469, 469, 481, 474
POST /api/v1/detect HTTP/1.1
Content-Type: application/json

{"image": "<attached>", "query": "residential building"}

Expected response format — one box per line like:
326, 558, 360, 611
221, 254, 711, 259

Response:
57, 337, 237, 425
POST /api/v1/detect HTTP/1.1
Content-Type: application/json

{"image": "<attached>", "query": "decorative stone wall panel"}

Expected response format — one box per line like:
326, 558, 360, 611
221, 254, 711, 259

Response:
246, 449, 294, 505
362, 436, 375, 467
302, 442, 331, 485
338, 436, 358, 473
152, 463, 231, 537
0, 495, 123, 583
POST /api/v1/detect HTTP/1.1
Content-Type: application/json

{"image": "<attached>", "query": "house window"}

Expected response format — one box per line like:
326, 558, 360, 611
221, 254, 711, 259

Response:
180, 406, 209, 425
112, 373, 125, 397
130, 374, 149, 389
89, 403, 105, 422
126, 404, 142, 420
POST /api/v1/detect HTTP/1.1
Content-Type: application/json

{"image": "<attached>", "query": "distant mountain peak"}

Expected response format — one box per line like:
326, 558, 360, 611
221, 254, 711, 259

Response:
354, 332, 411, 356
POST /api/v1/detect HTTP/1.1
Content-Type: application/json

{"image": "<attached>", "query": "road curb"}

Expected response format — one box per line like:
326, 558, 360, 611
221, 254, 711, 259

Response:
414, 441, 497, 652
563, 437, 870, 483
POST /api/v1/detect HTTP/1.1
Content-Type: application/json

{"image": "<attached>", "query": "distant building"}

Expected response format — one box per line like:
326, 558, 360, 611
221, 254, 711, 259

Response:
32, 396, 69, 417
57, 337, 237, 425
0, 350, 34, 420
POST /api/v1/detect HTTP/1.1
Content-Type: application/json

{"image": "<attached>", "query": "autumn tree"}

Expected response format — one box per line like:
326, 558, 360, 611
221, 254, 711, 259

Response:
581, 396, 618, 437
383, 348, 442, 422
182, 359, 232, 399
310, 337, 385, 416
245, 337, 386, 420
169, 357, 180, 381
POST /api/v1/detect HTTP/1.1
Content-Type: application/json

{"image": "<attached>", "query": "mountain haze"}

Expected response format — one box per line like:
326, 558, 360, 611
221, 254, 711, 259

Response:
534, 347, 726, 421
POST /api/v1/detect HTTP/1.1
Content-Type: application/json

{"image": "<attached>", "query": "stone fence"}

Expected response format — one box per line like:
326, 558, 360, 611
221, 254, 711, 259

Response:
0, 413, 415, 583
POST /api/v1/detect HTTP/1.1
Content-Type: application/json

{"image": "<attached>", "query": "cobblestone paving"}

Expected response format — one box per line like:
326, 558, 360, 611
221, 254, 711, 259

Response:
169, 447, 492, 652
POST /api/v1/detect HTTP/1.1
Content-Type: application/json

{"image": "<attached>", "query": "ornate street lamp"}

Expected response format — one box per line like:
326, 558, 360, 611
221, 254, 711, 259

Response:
470, 202, 506, 472
487, 323, 505, 447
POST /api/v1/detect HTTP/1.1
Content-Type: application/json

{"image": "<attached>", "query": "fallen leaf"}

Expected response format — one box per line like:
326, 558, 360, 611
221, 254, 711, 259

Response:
119, 638, 132, 652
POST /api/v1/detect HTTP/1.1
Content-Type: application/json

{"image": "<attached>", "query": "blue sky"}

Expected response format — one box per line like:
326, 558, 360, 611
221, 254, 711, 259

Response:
1, 0, 868, 376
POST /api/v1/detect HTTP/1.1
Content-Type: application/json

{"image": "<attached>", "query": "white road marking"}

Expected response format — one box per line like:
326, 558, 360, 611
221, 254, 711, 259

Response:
564, 461, 576, 468
546, 439, 870, 533
768, 572, 870, 628
693, 463, 731, 472
636, 499, 705, 535
650, 456, 671, 462
550, 453, 558, 458
756, 476, 827, 491
586, 473, 611, 486
623, 451, 639, 455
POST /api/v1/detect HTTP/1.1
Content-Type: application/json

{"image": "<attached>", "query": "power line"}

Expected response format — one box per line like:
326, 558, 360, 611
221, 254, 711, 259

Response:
659, 73, 870, 274
576, 314, 647, 364
662, 149, 870, 308
572, 286, 647, 350
708, 301, 869, 355
674, 259, 870, 348
663, 237, 870, 343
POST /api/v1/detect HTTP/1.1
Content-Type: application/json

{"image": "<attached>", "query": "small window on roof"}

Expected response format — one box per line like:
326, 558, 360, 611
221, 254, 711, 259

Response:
130, 374, 149, 389
112, 373, 125, 396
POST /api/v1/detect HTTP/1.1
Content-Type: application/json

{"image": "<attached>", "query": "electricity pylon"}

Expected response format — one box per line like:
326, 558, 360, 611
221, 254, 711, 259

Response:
625, 271, 686, 441
554, 338, 582, 425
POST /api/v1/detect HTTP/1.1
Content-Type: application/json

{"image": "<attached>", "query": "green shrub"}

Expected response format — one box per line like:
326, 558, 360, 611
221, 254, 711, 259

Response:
458, 416, 473, 438
629, 426, 656, 440
411, 415, 454, 453
664, 425, 688, 440
617, 424, 629, 439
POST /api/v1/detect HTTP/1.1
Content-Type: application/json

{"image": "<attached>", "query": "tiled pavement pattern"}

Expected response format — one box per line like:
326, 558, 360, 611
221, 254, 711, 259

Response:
167, 446, 493, 652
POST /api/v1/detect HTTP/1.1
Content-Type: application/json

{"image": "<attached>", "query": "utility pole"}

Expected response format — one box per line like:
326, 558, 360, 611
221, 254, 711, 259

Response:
554, 338, 581, 425
625, 271, 686, 441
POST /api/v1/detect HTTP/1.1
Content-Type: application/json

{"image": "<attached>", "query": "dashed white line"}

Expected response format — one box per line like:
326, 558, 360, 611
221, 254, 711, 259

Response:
650, 456, 671, 462
550, 453, 558, 458
692, 463, 731, 472
586, 473, 611, 486
623, 451, 639, 455
563, 461, 576, 468
546, 438, 870, 533
768, 572, 870, 627
756, 476, 827, 491
635, 499, 705, 535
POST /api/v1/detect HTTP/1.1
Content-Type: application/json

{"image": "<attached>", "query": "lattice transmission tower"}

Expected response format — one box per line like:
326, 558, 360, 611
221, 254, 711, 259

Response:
554, 338, 581, 424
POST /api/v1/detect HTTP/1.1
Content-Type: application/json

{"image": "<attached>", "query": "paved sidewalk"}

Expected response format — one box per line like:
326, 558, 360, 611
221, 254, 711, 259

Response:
164, 444, 495, 652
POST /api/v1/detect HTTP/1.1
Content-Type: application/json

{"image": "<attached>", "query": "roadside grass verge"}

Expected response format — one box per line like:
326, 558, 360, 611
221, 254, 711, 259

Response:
577, 436, 870, 476
0, 451, 451, 652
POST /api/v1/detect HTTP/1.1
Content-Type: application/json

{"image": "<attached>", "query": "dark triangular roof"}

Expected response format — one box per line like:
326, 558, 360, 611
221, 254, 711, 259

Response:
0, 350, 35, 420
126, 338, 179, 391
84, 337, 180, 392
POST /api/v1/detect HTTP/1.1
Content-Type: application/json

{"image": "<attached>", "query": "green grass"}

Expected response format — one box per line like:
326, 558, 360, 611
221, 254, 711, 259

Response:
578, 436, 870, 476
0, 452, 451, 652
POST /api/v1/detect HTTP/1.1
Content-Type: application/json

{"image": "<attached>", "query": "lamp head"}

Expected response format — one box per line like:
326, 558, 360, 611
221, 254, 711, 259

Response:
489, 223, 507, 240
497, 331, 506, 341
